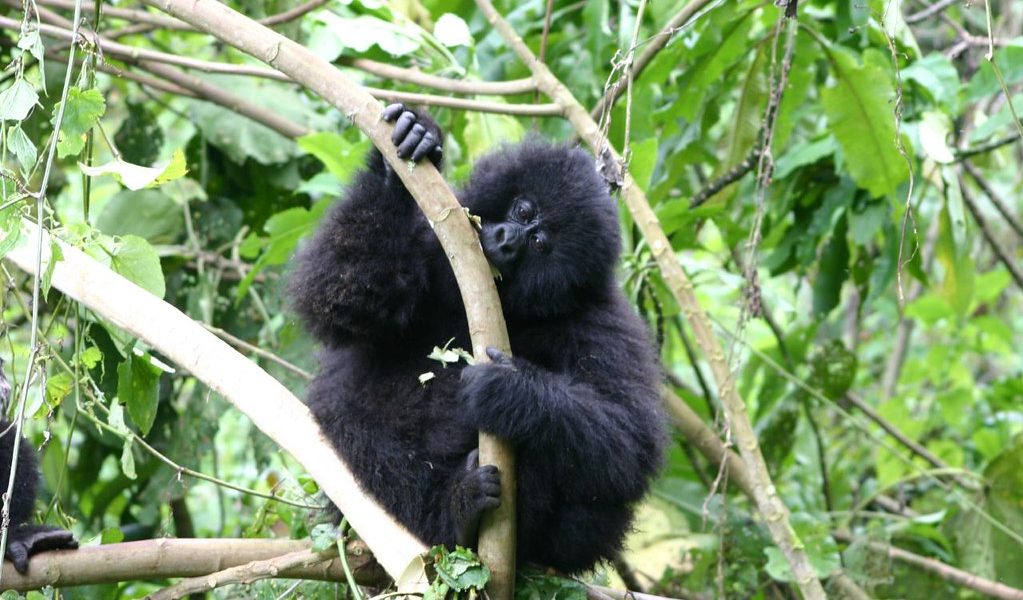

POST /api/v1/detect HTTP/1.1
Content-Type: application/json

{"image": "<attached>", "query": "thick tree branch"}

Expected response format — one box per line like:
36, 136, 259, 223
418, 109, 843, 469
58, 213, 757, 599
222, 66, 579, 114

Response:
5, 221, 428, 578
0, 538, 386, 592
474, 1, 825, 597
135, 0, 516, 592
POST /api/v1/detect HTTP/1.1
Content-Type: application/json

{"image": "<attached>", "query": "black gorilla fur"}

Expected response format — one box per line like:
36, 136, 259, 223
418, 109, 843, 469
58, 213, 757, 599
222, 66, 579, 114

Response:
0, 420, 78, 573
290, 106, 665, 573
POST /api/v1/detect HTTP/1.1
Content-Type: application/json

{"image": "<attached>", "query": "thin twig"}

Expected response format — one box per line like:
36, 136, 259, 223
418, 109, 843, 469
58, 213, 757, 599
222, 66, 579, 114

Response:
962, 161, 1023, 240
689, 147, 760, 208
905, 0, 960, 24
833, 531, 1023, 600
844, 392, 950, 471
955, 133, 1021, 159
959, 175, 1023, 290
202, 324, 312, 380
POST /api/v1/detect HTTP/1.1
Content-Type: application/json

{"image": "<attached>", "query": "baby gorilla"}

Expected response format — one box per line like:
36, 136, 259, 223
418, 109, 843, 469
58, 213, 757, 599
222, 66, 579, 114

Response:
291, 104, 665, 573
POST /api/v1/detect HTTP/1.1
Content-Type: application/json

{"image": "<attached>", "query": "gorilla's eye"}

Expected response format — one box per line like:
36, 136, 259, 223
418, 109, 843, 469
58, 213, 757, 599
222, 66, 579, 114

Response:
530, 233, 551, 254
513, 200, 535, 222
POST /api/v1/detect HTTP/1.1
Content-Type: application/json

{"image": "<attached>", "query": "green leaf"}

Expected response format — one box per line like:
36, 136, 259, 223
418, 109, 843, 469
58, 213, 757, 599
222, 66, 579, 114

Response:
821, 48, 908, 197
310, 523, 339, 551
52, 87, 106, 158
41, 239, 62, 300
812, 216, 849, 317
434, 13, 472, 47
120, 437, 136, 480
966, 43, 1023, 102
107, 400, 129, 435
117, 353, 161, 437
918, 110, 955, 163
236, 202, 329, 300
79, 149, 188, 191
936, 196, 974, 317
311, 13, 421, 57
100, 528, 125, 544
0, 205, 22, 259
464, 111, 524, 160
45, 371, 74, 410
903, 53, 961, 112
0, 79, 39, 121
983, 441, 1023, 586
627, 138, 658, 191
96, 189, 184, 244
774, 136, 837, 179
104, 235, 167, 299
79, 346, 103, 369
296, 134, 370, 184
7, 124, 37, 174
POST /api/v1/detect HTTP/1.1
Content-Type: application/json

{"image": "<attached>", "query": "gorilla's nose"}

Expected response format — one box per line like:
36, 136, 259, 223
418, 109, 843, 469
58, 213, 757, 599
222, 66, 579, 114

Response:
484, 223, 523, 265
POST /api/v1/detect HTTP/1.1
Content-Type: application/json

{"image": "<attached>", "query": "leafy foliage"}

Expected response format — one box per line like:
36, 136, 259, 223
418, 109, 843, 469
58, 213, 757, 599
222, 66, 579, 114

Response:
0, 0, 1020, 598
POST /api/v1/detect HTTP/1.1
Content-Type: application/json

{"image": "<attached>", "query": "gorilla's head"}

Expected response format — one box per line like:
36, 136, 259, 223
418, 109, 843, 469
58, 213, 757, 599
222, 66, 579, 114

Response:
459, 139, 621, 319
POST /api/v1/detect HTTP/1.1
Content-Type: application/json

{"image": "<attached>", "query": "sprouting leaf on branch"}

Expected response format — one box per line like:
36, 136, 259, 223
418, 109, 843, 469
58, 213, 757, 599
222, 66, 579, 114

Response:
79, 149, 188, 191
52, 87, 106, 158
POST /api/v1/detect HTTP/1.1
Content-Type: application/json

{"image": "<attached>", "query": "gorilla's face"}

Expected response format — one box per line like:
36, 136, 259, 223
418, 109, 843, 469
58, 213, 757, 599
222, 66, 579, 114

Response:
459, 139, 621, 319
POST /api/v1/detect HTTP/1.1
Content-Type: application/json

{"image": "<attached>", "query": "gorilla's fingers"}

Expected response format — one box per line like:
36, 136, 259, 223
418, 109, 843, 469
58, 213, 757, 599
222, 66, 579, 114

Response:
429, 145, 444, 165
411, 132, 438, 162
391, 111, 417, 145
7, 541, 28, 574
382, 103, 406, 122
397, 123, 426, 159
486, 347, 512, 365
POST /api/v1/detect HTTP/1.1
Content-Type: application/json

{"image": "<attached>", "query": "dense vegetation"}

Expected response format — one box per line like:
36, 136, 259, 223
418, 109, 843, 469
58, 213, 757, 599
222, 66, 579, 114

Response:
0, 0, 1021, 597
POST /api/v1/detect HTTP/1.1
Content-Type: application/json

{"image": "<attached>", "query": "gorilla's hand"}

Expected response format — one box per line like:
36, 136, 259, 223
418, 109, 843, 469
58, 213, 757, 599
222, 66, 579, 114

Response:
6, 524, 78, 574
450, 448, 501, 547
382, 103, 444, 166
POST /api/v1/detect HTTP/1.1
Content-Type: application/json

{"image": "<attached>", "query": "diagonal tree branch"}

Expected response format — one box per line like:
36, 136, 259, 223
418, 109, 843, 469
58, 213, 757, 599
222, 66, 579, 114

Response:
136, 0, 517, 593
5, 220, 428, 579
473, 1, 825, 597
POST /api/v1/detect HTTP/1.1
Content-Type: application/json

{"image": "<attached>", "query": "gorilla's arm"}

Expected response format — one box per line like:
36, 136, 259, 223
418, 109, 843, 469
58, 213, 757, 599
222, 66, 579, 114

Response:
459, 304, 665, 503
0, 423, 78, 574
290, 106, 444, 344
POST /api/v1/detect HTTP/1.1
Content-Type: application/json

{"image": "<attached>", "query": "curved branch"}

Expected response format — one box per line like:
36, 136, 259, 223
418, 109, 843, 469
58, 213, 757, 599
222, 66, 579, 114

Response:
0, 538, 386, 592
339, 57, 536, 95
6, 221, 427, 578
137, 0, 516, 590
473, 1, 825, 597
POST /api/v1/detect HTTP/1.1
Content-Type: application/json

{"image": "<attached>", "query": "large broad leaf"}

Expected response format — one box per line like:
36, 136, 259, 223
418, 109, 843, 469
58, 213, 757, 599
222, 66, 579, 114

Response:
965, 42, 1023, 102
96, 189, 185, 244
86, 234, 166, 299
982, 442, 1023, 587
236, 201, 331, 300
812, 215, 849, 317
463, 111, 523, 160
821, 48, 908, 198
903, 53, 961, 113
296, 133, 370, 184
935, 174, 974, 317
188, 76, 329, 166
117, 353, 161, 437
0, 78, 39, 121
52, 87, 106, 158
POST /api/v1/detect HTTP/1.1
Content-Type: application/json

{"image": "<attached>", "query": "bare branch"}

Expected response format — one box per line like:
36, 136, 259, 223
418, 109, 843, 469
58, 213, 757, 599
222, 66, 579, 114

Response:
834, 531, 1023, 600
149, 543, 357, 600
689, 147, 760, 208
959, 176, 1023, 290
962, 161, 1023, 239
844, 392, 950, 471
338, 57, 536, 95
905, 0, 960, 24
0, 538, 386, 592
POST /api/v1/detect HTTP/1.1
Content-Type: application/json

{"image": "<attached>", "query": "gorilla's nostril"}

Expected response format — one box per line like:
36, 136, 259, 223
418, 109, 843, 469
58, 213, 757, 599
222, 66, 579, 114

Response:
494, 226, 506, 244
